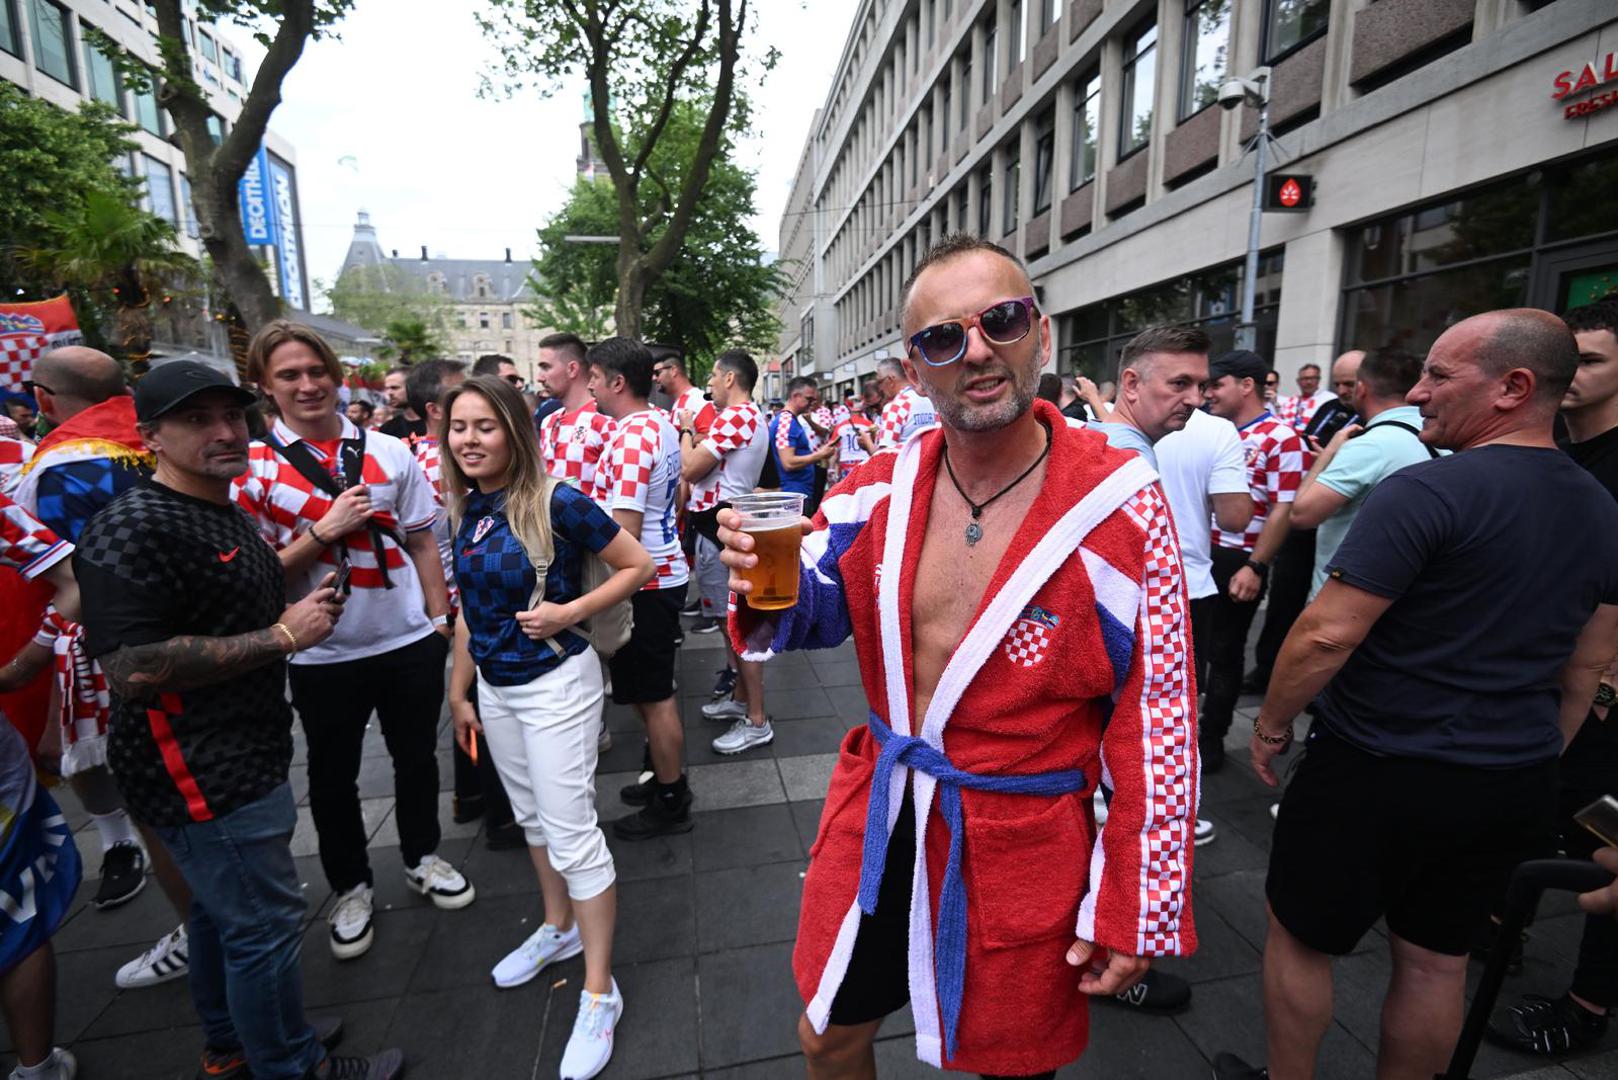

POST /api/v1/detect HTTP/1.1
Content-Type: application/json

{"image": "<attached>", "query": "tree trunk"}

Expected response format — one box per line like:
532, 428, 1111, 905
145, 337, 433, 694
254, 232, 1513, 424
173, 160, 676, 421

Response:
614, 258, 647, 341
193, 169, 280, 335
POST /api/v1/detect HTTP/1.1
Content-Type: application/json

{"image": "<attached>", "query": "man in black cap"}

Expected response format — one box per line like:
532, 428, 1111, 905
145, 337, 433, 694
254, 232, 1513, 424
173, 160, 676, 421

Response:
1200, 349, 1305, 770
73, 361, 404, 1080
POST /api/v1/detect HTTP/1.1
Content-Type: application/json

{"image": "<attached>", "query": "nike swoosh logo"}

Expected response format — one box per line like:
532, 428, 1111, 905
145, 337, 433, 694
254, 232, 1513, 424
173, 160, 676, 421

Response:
218, 547, 240, 563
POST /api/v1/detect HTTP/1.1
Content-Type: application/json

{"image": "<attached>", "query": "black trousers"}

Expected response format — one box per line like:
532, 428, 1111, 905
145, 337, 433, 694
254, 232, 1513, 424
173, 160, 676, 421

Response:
289, 631, 448, 892
1202, 545, 1268, 742
1561, 712, 1618, 1007
450, 676, 515, 829
1252, 528, 1316, 681
1189, 593, 1216, 696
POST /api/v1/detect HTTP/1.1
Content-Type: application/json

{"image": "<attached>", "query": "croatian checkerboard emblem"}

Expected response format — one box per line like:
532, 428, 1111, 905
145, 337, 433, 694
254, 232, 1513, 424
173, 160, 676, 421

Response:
471, 516, 495, 544
1004, 605, 1060, 668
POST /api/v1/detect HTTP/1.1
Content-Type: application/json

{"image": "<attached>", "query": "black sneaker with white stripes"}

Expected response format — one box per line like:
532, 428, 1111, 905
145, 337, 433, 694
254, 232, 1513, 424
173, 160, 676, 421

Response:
1488, 992, 1609, 1056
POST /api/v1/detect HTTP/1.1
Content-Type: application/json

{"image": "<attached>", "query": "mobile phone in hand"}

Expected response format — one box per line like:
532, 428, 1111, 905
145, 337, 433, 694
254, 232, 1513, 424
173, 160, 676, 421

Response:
332, 555, 352, 595
1575, 794, 1618, 848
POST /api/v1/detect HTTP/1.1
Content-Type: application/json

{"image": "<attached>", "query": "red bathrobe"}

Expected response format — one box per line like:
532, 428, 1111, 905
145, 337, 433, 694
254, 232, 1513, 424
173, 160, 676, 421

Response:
732, 400, 1199, 1075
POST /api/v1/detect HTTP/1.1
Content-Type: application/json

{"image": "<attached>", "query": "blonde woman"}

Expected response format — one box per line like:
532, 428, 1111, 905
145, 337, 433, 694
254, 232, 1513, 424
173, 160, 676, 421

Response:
441, 376, 652, 1080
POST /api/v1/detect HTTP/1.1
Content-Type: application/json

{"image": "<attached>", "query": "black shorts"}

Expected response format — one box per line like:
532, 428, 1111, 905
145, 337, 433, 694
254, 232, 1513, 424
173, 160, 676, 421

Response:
827, 795, 914, 1026
606, 584, 685, 704
1266, 725, 1557, 957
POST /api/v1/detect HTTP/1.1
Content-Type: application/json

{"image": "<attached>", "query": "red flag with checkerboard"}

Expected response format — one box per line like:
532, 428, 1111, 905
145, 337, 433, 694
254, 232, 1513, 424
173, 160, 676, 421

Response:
0, 295, 83, 391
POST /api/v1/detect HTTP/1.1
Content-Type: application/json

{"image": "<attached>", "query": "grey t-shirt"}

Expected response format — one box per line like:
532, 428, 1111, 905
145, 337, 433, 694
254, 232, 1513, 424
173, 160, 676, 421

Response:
1087, 421, 1158, 470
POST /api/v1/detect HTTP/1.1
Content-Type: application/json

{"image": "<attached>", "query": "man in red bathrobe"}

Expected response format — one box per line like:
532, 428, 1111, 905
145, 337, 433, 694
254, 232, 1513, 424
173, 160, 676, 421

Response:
719, 234, 1199, 1077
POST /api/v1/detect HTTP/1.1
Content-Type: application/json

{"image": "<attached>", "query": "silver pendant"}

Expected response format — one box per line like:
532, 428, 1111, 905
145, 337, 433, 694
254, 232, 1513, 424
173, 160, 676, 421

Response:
964, 521, 983, 545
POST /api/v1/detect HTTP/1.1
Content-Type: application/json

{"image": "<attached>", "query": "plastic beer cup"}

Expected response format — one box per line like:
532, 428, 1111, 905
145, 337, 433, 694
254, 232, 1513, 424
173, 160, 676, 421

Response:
732, 493, 806, 611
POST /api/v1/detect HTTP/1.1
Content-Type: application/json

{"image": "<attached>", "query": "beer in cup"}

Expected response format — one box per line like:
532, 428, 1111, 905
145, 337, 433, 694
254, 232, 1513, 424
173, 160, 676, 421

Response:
731, 493, 806, 611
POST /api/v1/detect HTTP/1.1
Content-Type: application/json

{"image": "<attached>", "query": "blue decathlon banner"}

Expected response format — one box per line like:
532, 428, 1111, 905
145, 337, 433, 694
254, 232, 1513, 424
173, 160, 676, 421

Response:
237, 146, 279, 248
267, 157, 306, 311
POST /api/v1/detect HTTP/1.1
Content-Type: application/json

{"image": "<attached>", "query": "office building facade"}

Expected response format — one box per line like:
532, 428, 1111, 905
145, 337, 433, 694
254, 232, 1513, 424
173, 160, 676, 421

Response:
777, 0, 1618, 397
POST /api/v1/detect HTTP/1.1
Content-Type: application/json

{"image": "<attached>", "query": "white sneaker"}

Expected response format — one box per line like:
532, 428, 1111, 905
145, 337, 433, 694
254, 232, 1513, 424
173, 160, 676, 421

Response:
559, 979, 623, 1080
700, 698, 747, 722
597, 727, 613, 754
1270, 802, 1280, 821
491, 922, 584, 989
405, 853, 476, 910
1194, 818, 1217, 846
329, 883, 374, 960
712, 718, 773, 755
115, 923, 188, 989
8, 1047, 76, 1080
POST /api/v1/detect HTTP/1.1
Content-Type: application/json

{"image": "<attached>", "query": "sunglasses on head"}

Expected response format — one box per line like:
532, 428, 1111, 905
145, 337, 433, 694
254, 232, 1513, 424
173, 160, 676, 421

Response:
906, 297, 1037, 367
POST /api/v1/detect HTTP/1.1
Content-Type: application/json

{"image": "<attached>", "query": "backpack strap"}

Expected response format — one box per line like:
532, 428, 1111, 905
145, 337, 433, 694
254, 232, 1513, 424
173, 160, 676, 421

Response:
264, 429, 406, 589
1365, 419, 1440, 459
523, 475, 567, 657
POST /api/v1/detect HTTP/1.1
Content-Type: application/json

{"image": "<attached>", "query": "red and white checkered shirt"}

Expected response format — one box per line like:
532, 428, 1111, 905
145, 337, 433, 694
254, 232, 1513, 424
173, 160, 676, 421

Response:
540, 401, 615, 501
1274, 391, 1336, 432
1212, 412, 1305, 554
808, 405, 834, 450
831, 414, 875, 482
414, 437, 459, 612
0, 434, 33, 488
688, 402, 767, 512
670, 386, 712, 435
876, 386, 939, 451
233, 416, 438, 664
0, 489, 69, 579
597, 409, 689, 590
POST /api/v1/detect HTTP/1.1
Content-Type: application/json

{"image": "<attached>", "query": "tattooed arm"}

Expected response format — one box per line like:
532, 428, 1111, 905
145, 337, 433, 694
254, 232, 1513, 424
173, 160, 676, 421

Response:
100, 627, 294, 702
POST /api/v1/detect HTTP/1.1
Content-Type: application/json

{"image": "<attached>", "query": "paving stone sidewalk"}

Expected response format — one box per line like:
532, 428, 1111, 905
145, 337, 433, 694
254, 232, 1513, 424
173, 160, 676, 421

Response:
15, 627, 1618, 1079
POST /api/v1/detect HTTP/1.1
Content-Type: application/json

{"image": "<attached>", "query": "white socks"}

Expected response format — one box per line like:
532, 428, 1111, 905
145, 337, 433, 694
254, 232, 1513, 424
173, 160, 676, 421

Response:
90, 809, 139, 853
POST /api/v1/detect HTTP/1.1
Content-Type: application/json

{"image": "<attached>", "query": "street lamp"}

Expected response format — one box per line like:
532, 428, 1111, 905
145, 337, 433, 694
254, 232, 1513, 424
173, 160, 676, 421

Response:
1218, 67, 1272, 352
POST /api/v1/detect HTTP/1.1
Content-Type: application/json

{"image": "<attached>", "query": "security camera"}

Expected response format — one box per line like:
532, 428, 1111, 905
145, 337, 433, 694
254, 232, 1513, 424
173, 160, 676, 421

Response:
1217, 80, 1251, 111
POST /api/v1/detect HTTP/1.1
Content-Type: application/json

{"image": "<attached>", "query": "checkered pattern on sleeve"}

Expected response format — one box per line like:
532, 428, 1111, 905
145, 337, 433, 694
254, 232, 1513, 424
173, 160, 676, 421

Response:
540, 403, 615, 501
0, 490, 69, 579
599, 410, 688, 589
415, 438, 444, 502
672, 387, 708, 430
689, 402, 762, 512
1212, 415, 1305, 553
877, 388, 915, 450
0, 435, 32, 488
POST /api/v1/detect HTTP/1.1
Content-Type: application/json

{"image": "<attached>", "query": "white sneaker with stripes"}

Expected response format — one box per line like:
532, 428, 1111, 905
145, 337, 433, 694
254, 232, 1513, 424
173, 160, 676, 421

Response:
114, 924, 188, 989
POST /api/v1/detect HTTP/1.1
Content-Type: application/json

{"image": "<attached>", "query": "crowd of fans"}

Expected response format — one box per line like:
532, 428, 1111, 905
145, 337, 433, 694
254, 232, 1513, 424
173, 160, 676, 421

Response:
0, 276, 1615, 1080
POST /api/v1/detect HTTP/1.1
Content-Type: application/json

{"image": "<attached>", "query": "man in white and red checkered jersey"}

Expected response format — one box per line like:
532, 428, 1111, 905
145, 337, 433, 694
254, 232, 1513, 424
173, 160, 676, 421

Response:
1201, 348, 1304, 770
587, 339, 697, 841
652, 349, 712, 439
873, 356, 939, 451
1274, 361, 1337, 432
536, 332, 615, 500
233, 321, 475, 964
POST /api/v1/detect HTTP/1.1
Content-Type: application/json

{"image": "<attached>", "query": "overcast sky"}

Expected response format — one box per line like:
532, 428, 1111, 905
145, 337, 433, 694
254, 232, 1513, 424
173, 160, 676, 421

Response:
239, 0, 859, 311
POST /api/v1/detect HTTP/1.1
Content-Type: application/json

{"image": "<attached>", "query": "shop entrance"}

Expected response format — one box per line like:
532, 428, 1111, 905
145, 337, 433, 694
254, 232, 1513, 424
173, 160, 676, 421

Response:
1532, 240, 1618, 310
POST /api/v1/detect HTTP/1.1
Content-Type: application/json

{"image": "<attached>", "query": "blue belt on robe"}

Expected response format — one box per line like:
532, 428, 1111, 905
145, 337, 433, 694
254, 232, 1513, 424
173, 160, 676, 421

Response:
857, 712, 1085, 1061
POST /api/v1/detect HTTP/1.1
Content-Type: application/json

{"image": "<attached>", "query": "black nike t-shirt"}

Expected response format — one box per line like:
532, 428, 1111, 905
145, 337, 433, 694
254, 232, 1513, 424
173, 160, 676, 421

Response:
76, 480, 293, 827
1563, 422, 1618, 503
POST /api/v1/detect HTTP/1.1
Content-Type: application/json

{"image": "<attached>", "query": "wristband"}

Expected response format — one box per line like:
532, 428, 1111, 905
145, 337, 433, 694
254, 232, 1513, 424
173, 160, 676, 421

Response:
271, 622, 299, 655
431, 614, 449, 628
1244, 559, 1269, 578
1252, 715, 1292, 747
309, 522, 330, 546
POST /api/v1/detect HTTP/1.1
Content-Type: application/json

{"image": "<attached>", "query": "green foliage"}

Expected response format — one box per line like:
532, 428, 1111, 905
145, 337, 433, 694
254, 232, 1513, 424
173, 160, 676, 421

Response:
376, 318, 446, 365
0, 83, 143, 297
324, 264, 454, 340
528, 99, 783, 369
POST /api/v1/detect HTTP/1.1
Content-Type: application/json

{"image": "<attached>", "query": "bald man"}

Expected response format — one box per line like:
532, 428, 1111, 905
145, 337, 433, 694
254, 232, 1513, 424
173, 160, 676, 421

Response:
1217, 310, 1618, 1080
7, 347, 197, 990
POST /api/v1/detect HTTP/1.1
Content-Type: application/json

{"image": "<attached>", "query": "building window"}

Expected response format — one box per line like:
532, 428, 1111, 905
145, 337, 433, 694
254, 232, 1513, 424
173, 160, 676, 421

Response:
1070, 70, 1100, 190
222, 50, 242, 82
475, 276, 491, 298
1002, 145, 1020, 235
1263, 0, 1329, 64
1, 0, 21, 57
29, 0, 77, 88
178, 174, 198, 238
955, 183, 970, 232
976, 166, 992, 236
1011, 0, 1024, 66
941, 79, 952, 152
83, 32, 124, 113
197, 28, 217, 64
142, 154, 177, 226
958, 49, 971, 126
1181, 0, 1231, 120
1032, 109, 1055, 215
479, 312, 490, 330
981, 18, 996, 102
1059, 251, 1284, 377
206, 113, 224, 144
133, 71, 164, 136
1118, 20, 1157, 158
1040, 0, 1059, 35
501, 311, 513, 330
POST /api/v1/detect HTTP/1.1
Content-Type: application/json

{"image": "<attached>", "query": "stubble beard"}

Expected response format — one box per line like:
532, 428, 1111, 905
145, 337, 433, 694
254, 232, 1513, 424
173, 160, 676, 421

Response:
927, 362, 1041, 433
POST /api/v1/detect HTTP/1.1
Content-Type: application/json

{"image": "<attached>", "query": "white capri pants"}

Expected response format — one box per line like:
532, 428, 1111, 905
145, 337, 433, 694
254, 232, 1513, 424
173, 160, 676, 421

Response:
475, 649, 615, 901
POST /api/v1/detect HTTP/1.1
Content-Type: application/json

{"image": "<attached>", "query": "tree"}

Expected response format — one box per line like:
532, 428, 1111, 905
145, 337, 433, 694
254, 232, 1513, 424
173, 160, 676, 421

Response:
17, 191, 199, 376
375, 318, 445, 365
98, 1, 352, 336
323, 263, 454, 341
480, 0, 762, 340
528, 99, 783, 369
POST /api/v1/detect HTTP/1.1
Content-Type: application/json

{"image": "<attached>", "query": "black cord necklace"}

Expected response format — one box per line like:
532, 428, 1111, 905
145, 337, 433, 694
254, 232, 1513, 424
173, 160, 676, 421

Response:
941, 423, 1052, 546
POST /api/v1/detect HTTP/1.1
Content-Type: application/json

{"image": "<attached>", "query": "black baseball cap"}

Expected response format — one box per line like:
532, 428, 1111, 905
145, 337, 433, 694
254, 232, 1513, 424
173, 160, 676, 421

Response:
1208, 349, 1270, 384
135, 360, 256, 423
